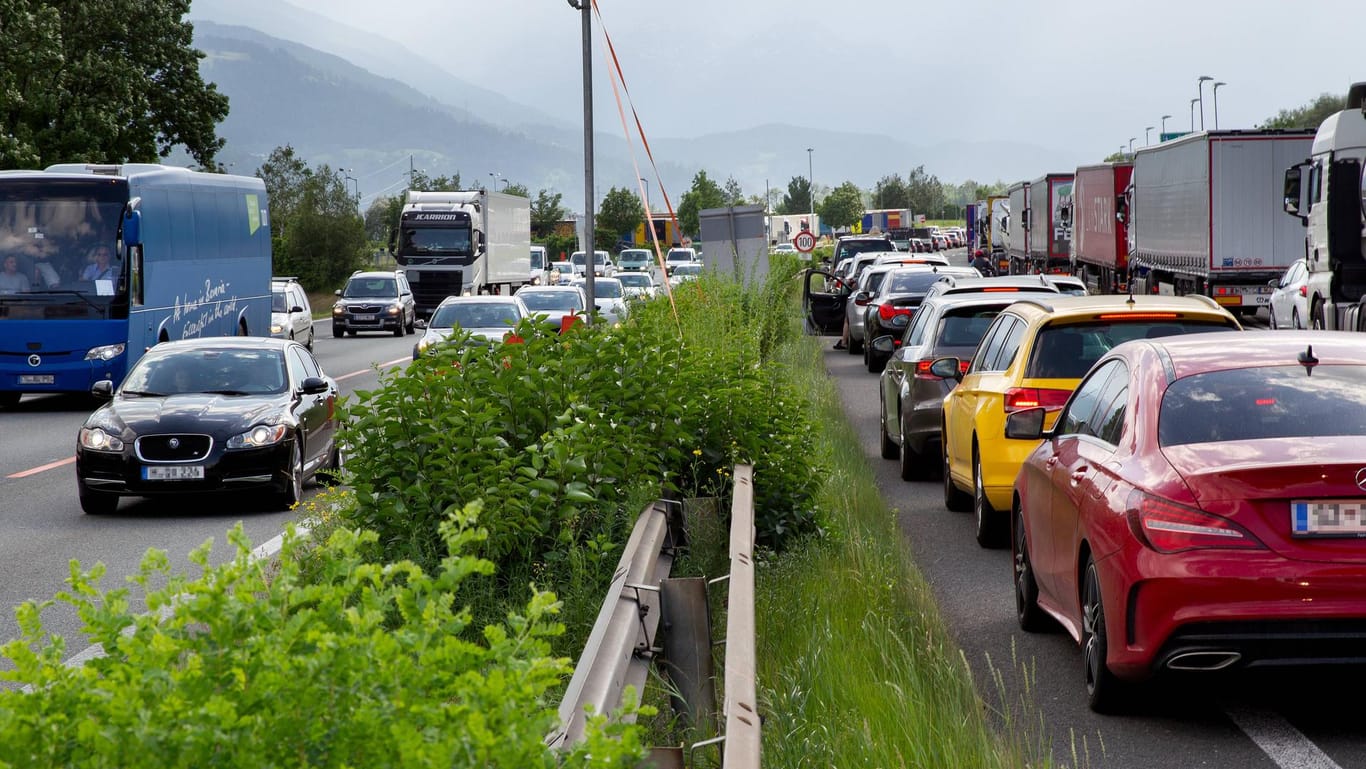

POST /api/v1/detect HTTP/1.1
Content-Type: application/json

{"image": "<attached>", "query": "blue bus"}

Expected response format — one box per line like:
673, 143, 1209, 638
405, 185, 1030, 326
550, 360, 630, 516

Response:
0, 164, 272, 408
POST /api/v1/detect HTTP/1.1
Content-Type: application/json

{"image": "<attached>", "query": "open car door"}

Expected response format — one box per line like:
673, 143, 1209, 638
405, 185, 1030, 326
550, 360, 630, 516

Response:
803, 269, 845, 335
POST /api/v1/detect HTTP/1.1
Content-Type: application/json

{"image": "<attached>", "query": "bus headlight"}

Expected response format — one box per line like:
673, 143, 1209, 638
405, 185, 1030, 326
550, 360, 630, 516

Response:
84, 343, 126, 362
227, 424, 288, 449
79, 427, 124, 452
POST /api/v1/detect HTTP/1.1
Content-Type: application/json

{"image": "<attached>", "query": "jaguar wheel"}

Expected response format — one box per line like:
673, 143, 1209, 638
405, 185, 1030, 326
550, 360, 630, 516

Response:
79, 483, 119, 515
276, 440, 305, 510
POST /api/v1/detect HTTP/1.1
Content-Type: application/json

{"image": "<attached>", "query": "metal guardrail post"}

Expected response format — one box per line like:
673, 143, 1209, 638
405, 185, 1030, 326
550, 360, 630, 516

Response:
722, 464, 760, 767
548, 500, 675, 749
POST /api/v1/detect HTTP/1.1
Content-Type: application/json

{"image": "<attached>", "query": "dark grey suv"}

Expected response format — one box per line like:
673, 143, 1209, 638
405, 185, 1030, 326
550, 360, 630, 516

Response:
332, 270, 416, 338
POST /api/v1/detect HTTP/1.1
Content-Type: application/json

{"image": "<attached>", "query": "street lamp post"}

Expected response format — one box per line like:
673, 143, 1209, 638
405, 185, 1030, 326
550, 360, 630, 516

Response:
1161, 114, 1172, 136
1145, 126, 1155, 146
1129, 137, 1137, 155
639, 176, 649, 211
1197, 75, 1213, 130
806, 147, 814, 230
1212, 81, 1226, 129
1189, 98, 1199, 132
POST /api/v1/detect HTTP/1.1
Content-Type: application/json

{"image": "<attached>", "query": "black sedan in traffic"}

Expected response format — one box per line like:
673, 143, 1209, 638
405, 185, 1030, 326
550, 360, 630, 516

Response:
75, 338, 341, 514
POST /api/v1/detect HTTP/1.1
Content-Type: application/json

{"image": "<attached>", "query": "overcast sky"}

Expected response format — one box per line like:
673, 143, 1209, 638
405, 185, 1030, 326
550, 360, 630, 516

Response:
285, 0, 1359, 175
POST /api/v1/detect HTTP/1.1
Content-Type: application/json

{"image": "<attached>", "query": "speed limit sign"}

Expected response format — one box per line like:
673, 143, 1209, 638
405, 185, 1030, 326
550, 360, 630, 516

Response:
793, 231, 817, 253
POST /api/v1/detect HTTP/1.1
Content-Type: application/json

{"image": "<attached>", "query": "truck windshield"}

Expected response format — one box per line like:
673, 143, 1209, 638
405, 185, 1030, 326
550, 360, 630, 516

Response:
0, 180, 126, 319
399, 226, 473, 263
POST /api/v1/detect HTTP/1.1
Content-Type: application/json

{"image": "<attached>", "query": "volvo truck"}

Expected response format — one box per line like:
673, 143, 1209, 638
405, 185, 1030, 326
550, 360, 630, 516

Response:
391, 189, 532, 318
1283, 82, 1366, 330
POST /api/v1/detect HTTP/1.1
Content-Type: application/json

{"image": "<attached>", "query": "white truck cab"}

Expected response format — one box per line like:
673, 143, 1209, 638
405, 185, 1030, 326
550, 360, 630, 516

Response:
1284, 82, 1366, 330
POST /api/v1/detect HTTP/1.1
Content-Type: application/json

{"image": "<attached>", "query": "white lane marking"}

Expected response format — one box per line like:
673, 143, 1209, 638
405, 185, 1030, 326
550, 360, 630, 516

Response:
334, 356, 410, 382
1225, 705, 1343, 769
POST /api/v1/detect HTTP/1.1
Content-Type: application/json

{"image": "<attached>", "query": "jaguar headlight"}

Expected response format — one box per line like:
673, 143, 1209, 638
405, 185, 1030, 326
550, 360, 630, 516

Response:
79, 427, 124, 452
227, 423, 288, 449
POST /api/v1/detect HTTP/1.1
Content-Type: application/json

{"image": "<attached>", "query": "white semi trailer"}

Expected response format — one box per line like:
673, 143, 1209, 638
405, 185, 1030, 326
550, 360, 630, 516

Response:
391, 189, 531, 318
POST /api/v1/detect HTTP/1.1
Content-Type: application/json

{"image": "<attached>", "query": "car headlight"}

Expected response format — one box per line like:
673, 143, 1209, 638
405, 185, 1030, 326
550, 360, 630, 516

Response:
226, 423, 289, 449
387, 303, 402, 316
270, 322, 285, 334
79, 427, 124, 452
332, 304, 345, 315
84, 343, 126, 362
417, 337, 432, 355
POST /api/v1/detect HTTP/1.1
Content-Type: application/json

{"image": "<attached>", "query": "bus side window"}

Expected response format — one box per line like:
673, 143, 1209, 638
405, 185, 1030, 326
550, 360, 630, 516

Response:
130, 245, 144, 306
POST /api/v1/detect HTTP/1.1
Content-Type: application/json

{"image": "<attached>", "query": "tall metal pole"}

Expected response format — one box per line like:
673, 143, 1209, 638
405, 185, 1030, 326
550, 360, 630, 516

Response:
1129, 137, 1136, 155
806, 148, 814, 231
1189, 98, 1199, 132
1161, 114, 1172, 136
1212, 82, 1225, 129
1197, 75, 1213, 131
576, 0, 595, 318
1145, 126, 1154, 146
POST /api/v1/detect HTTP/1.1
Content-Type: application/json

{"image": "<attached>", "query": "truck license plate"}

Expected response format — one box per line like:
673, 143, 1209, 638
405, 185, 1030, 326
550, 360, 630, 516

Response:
18, 375, 54, 385
143, 465, 205, 481
1292, 500, 1366, 537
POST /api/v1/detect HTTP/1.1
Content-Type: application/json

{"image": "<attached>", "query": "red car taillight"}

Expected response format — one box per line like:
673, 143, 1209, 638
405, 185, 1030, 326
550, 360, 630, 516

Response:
914, 359, 970, 379
879, 304, 913, 322
1125, 490, 1265, 553
1003, 387, 1071, 413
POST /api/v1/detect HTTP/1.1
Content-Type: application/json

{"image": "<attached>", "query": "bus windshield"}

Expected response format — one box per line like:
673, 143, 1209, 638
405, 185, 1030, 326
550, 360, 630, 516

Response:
0, 180, 126, 318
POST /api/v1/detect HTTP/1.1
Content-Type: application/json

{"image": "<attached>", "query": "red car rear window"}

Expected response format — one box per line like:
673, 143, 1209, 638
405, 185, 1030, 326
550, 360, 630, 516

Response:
1159, 365, 1366, 445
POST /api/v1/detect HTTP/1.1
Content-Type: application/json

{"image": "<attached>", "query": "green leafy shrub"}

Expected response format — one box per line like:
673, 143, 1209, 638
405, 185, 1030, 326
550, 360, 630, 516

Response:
0, 508, 649, 768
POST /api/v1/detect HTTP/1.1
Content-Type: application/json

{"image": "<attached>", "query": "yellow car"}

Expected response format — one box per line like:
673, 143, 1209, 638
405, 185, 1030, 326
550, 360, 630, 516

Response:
932, 294, 1241, 548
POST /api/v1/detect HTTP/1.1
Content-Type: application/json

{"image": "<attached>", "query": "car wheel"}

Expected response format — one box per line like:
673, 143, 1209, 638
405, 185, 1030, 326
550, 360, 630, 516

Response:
394, 321, 405, 337
347, 330, 357, 337
406, 312, 416, 333
942, 441, 972, 512
306, 329, 315, 351
277, 439, 304, 509
899, 432, 925, 482
317, 441, 344, 486
1014, 503, 1049, 632
1292, 307, 1304, 330
78, 483, 118, 515
973, 447, 1007, 548
866, 345, 882, 374
332, 325, 344, 339
879, 403, 899, 460
1083, 557, 1127, 713
1269, 306, 1279, 329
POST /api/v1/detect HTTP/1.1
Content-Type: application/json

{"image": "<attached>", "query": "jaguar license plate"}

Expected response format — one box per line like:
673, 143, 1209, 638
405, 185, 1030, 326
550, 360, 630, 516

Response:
1292, 500, 1366, 537
143, 465, 205, 481
18, 375, 54, 385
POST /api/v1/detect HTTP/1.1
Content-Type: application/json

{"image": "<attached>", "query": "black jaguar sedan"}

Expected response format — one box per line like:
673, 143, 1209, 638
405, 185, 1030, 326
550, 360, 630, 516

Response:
75, 338, 341, 514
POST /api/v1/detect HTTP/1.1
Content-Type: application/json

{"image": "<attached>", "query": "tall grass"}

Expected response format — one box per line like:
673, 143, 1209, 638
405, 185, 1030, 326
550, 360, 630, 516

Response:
749, 313, 1056, 767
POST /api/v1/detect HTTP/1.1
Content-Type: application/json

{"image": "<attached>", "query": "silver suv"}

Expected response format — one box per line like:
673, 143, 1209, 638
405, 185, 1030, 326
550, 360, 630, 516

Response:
332, 270, 416, 338
270, 276, 315, 349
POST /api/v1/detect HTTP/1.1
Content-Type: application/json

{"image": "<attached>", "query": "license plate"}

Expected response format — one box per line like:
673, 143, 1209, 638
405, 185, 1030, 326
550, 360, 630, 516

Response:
1251, 295, 1271, 306
143, 465, 205, 481
1292, 500, 1366, 537
18, 375, 54, 385
353, 314, 376, 321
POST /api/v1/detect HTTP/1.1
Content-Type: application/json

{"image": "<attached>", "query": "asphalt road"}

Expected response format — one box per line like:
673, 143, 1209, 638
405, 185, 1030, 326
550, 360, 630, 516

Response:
823, 325, 1366, 769
0, 330, 416, 674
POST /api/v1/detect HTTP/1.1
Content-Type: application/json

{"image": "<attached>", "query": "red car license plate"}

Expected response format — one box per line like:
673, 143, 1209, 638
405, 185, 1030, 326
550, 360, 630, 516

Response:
1292, 500, 1366, 537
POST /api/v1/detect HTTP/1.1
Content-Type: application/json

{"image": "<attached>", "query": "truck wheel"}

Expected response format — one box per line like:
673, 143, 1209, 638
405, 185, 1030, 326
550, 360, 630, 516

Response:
1311, 299, 1326, 330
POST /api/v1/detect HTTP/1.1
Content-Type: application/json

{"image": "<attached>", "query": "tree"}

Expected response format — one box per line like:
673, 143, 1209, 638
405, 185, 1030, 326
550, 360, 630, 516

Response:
530, 189, 566, 237
1261, 93, 1346, 130
778, 176, 813, 216
596, 186, 644, 248
410, 171, 461, 191
256, 147, 367, 291
677, 170, 726, 238
501, 182, 530, 198
818, 182, 865, 230
1, 0, 229, 169
723, 177, 745, 206
906, 166, 945, 223
872, 175, 911, 210
364, 196, 399, 244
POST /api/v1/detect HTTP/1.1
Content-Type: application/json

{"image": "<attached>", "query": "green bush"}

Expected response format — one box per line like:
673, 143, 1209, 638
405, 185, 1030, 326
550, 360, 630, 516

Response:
0, 510, 649, 768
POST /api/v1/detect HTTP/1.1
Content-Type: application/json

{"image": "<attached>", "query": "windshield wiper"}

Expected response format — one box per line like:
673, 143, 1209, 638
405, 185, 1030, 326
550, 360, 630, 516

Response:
204, 389, 251, 396
122, 390, 167, 397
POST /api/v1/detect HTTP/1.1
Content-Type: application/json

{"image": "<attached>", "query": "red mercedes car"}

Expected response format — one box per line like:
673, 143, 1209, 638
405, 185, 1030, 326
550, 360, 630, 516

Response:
1006, 331, 1366, 712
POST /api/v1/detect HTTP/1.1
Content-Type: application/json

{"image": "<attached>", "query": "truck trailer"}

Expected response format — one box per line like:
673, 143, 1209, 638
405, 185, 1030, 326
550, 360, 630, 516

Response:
391, 189, 532, 318
1071, 162, 1132, 294
1128, 129, 1314, 315
1283, 82, 1366, 330
1026, 173, 1074, 274
860, 208, 913, 235
1005, 181, 1030, 273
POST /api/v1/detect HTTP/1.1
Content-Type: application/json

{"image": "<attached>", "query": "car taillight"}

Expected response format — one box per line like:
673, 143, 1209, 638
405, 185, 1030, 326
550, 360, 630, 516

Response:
1125, 490, 1265, 553
879, 304, 912, 321
1299, 285, 1307, 297
915, 359, 970, 379
1003, 387, 1071, 413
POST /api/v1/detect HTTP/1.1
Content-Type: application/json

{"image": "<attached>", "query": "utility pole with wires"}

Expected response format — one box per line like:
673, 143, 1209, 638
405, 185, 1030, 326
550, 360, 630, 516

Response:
567, 0, 595, 318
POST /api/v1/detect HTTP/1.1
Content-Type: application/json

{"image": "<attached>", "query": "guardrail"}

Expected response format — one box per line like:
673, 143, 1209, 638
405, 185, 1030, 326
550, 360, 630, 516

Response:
550, 465, 760, 768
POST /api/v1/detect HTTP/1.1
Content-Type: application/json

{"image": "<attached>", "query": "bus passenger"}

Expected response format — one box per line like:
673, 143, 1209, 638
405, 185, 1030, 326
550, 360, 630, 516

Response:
0, 255, 32, 293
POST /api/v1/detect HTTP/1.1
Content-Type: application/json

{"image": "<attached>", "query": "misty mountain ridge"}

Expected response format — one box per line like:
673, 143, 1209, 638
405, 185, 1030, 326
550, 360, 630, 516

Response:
187, 4, 1078, 210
